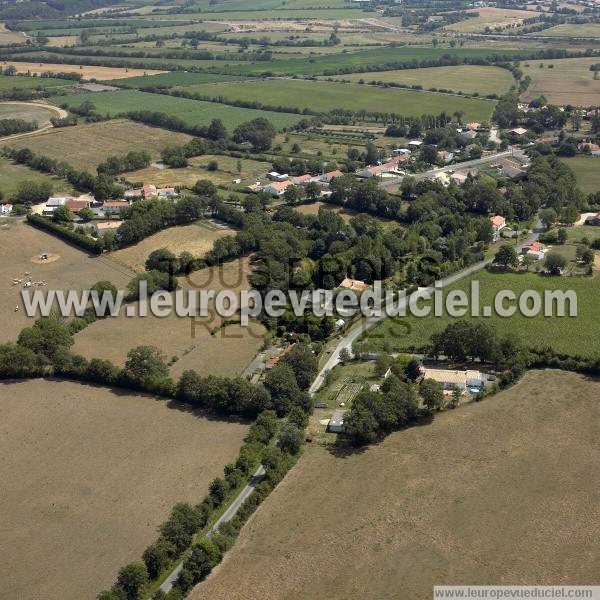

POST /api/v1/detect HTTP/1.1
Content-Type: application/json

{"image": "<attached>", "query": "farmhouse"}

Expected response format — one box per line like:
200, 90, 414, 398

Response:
328, 409, 346, 433
265, 180, 294, 197
496, 158, 527, 179
422, 368, 487, 391
42, 196, 69, 215
125, 185, 179, 200
66, 199, 91, 214
490, 215, 506, 241
101, 201, 130, 214
339, 278, 371, 292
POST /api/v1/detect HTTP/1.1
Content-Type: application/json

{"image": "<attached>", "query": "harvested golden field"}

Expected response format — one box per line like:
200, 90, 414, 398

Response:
0, 220, 131, 343
521, 57, 600, 106
127, 154, 272, 189
0, 378, 249, 600
191, 370, 600, 600
108, 220, 233, 273
72, 257, 267, 378
7, 119, 192, 171
445, 7, 534, 32
0, 60, 165, 79
0, 23, 26, 44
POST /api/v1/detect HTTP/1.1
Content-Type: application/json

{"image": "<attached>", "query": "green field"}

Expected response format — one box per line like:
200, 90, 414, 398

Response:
199, 46, 532, 76
0, 157, 76, 199
360, 270, 600, 357
0, 74, 72, 91
559, 157, 600, 193
327, 64, 515, 97
175, 79, 497, 120
49, 90, 305, 130
105, 72, 245, 88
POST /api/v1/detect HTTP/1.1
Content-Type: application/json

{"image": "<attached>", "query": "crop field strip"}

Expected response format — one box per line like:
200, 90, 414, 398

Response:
172, 78, 498, 121
48, 90, 306, 130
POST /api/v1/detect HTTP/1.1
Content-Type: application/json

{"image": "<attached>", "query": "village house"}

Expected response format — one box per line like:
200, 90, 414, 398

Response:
461, 129, 478, 141
357, 161, 399, 179
264, 180, 294, 197
496, 158, 526, 179
465, 122, 481, 131
339, 278, 371, 292
318, 170, 344, 185
408, 140, 423, 150
522, 241, 546, 260
246, 182, 262, 193
392, 148, 411, 157
437, 150, 454, 164
490, 215, 506, 241
291, 174, 313, 186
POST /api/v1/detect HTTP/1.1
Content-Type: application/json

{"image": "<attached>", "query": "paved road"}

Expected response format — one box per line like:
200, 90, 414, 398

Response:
378, 149, 514, 190
159, 464, 267, 593
309, 221, 542, 396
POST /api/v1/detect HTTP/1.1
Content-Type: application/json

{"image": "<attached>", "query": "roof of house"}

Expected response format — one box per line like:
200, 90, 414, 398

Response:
525, 241, 544, 252
490, 215, 506, 228
422, 368, 467, 386
267, 180, 294, 191
510, 127, 528, 135
465, 122, 481, 129
462, 130, 478, 139
408, 140, 423, 146
102, 201, 129, 208
323, 169, 343, 178
293, 174, 312, 182
265, 343, 297, 369
339, 277, 371, 292
65, 199, 90, 212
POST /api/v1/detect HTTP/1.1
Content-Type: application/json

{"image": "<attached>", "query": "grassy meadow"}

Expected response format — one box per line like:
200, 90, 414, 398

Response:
559, 156, 600, 193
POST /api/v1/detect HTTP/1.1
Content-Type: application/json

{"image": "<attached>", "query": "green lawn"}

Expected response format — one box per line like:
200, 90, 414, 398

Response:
360, 270, 600, 358
0, 157, 76, 199
559, 157, 600, 194
326, 65, 515, 97
175, 79, 497, 121
49, 90, 304, 130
